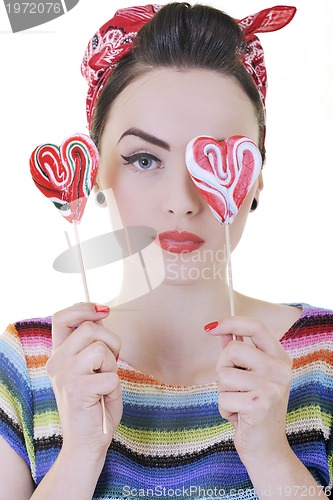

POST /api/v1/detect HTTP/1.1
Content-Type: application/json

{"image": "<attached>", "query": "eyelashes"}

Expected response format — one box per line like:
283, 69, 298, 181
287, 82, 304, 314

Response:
121, 152, 162, 172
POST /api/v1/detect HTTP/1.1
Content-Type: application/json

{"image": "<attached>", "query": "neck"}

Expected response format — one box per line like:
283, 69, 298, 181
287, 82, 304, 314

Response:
107, 261, 238, 385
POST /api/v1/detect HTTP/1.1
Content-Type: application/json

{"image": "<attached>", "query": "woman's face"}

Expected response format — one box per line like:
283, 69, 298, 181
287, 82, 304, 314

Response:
98, 69, 262, 284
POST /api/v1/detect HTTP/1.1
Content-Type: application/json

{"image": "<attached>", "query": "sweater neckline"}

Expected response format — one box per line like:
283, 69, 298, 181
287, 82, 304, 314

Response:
118, 303, 310, 390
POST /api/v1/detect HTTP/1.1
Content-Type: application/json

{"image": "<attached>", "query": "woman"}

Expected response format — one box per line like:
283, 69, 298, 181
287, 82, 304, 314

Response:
0, 3, 332, 499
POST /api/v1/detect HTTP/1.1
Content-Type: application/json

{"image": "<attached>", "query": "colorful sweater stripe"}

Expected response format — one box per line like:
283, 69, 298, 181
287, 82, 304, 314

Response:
0, 304, 332, 499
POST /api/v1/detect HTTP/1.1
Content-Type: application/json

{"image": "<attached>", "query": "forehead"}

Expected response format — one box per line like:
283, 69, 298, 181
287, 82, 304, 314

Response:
104, 68, 258, 145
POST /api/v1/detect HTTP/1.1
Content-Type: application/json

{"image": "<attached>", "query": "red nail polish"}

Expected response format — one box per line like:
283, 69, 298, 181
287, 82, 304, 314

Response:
94, 305, 110, 313
204, 321, 219, 332
115, 353, 119, 362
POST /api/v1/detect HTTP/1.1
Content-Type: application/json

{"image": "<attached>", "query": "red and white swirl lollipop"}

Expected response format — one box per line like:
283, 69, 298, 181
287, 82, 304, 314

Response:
185, 135, 262, 224
185, 135, 262, 319
30, 134, 99, 223
29, 134, 108, 434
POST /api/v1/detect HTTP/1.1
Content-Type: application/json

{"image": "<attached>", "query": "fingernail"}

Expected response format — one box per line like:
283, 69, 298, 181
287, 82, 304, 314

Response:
94, 304, 110, 313
115, 353, 119, 362
204, 321, 219, 332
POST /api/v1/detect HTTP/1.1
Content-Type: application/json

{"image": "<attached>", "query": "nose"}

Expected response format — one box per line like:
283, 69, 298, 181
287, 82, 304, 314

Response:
163, 163, 202, 217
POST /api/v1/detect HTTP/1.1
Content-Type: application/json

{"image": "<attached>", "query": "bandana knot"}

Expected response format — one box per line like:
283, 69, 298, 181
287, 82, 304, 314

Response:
238, 6, 296, 106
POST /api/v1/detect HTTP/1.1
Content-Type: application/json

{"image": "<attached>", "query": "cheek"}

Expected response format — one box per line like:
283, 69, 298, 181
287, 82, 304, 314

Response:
98, 156, 134, 209
109, 180, 158, 227
97, 152, 118, 189
98, 160, 158, 226
97, 158, 141, 227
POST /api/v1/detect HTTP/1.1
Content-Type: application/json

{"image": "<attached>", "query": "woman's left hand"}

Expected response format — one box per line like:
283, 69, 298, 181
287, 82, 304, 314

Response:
206, 316, 293, 467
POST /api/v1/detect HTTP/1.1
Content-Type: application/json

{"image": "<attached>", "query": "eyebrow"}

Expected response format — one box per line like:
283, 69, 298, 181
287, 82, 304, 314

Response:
117, 128, 170, 151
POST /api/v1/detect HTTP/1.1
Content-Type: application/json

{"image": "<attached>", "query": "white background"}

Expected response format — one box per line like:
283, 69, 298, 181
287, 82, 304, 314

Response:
0, 0, 332, 327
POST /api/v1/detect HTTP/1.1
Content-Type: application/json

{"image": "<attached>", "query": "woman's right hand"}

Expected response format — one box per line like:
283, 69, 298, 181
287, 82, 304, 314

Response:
47, 303, 122, 458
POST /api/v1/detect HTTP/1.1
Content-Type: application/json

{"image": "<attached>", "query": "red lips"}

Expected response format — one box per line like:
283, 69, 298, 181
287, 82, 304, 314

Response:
157, 230, 204, 253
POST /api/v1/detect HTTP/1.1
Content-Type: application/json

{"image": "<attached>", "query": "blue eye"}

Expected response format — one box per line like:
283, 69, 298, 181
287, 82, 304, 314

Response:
121, 153, 162, 171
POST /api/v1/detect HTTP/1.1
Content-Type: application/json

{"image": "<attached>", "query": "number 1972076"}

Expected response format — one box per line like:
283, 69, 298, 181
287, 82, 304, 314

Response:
5, 3, 62, 14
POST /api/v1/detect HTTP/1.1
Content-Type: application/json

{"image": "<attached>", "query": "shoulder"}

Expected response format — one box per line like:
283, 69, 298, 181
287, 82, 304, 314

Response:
14, 316, 52, 340
284, 303, 333, 341
282, 303, 333, 369
240, 294, 333, 342
1, 316, 53, 361
0, 316, 54, 411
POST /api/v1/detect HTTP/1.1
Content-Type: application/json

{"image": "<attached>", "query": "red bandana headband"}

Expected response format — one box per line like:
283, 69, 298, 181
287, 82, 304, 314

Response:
81, 4, 296, 131
81, 5, 160, 129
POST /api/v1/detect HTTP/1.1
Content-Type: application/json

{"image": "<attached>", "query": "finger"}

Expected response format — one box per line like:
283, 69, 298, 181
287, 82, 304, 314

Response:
84, 371, 121, 399
218, 380, 288, 420
52, 320, 121, 362
61, 372, 121, 410
218, 391, 243, 422
217, 367, 258, 392
72, 341, 119, 375
217, 339, 261, 371
52, 303, 111, 349
206, 316, 289, 360
220, 333, 233, 350
217, 370, 289, 405
218, 390, 258, 418
216, 340, 292, 385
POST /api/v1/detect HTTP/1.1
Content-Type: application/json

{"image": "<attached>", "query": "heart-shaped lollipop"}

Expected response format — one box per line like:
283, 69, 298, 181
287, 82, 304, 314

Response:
29, 133, 108, 433
185, 135, 262, 224
29, 134, 99, 223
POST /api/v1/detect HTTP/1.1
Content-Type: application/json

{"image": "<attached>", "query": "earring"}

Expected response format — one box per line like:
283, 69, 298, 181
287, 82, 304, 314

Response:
96, 192, 106, 205
250, 198, 258, 211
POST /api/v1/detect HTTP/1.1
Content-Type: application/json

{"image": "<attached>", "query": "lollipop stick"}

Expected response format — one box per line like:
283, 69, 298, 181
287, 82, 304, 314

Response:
73, 224, 90, 302
224, 224, 235, 319
73, 223, 108, 435
224, 224, 241, 432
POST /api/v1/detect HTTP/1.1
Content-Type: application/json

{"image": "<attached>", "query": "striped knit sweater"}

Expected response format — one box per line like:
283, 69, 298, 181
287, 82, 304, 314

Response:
0, 304, 332, 499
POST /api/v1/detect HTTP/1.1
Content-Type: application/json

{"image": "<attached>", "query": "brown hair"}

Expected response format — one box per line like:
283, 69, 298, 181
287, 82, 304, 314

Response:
91, 2, 265, 162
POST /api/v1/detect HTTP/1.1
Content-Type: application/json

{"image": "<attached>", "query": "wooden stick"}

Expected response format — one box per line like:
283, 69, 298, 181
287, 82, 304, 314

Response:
224, 224, 241, 432
224, 224, 235, 319
73, 223, 108, 435
73, 224, 90, 302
